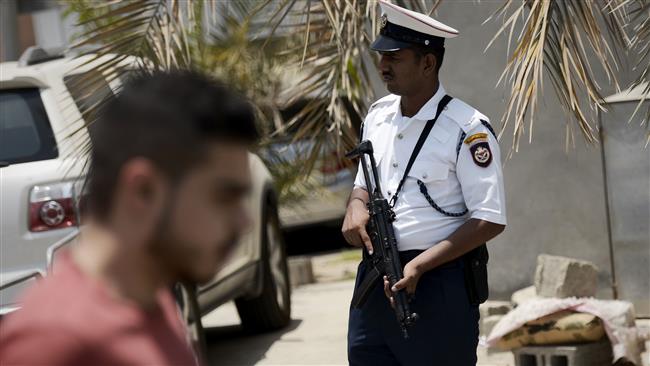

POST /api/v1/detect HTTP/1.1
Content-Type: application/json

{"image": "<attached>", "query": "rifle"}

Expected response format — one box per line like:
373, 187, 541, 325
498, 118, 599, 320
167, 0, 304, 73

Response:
346, 140, 418, 339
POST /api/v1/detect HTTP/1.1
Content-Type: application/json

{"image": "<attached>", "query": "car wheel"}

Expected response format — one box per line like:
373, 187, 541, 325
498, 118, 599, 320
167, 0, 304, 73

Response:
236, 195, 291, 332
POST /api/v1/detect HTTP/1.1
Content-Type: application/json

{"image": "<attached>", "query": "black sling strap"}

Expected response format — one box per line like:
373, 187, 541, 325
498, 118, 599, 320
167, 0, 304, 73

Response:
388, 94, 453, 208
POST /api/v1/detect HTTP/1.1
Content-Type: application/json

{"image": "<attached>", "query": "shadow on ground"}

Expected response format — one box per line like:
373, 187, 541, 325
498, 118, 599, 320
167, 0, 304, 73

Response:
205, 319, 303, 366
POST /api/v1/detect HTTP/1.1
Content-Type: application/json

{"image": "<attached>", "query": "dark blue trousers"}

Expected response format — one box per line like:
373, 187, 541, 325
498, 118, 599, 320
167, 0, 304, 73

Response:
348, 253, 480, 366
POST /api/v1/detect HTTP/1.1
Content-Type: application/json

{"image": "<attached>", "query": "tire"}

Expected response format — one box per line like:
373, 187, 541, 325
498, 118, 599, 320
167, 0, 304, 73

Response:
236, 196, 291, 333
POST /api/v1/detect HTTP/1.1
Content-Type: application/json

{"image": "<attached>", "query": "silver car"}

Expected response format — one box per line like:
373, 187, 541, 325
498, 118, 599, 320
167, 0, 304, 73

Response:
0, 48, 291, 337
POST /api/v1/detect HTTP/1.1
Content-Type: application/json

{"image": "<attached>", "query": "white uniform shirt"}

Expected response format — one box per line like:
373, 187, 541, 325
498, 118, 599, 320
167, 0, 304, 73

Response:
353, 85, 507, 251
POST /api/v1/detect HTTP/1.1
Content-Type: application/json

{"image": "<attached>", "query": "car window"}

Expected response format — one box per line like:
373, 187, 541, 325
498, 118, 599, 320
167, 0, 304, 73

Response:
63, 72, 115, 142
0, 88, 58, 165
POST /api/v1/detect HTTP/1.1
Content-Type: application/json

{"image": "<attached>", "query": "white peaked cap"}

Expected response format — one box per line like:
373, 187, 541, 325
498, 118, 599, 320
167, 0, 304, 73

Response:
372, 0, 458, 51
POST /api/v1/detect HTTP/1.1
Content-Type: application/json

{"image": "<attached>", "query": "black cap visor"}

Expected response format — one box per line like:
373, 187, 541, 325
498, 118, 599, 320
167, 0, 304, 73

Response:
370, 34, 413, 52
372, 20, 445, 52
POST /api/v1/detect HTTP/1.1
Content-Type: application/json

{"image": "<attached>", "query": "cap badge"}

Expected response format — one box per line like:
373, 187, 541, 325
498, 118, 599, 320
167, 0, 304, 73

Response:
380, 14, 388, 29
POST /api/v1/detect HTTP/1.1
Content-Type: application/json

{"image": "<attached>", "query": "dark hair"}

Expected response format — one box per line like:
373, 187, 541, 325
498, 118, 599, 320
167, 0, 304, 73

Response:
86, 70, 258, 218
411, 44, 445, 73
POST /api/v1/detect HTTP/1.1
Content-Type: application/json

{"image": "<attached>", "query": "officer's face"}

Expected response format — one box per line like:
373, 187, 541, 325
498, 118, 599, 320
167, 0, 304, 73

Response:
379, 49, 428, 96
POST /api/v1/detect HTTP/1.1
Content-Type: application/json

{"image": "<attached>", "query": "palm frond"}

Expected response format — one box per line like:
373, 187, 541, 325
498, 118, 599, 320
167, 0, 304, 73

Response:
254, 0, 382, 175
623, 0, 650, 138
485, 0, 634, 152
63, 0, 309, 203
64, 0, 650, 207
62, 0, 232, 175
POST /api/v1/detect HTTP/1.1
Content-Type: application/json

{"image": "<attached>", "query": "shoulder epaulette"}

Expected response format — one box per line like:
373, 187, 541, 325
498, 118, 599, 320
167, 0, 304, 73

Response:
368, 94, 399, 112
444, 98, 487, 133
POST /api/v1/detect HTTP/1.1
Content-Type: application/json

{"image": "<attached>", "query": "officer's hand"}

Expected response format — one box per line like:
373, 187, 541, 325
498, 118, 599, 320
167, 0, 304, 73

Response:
391, 261, 422, 296
341, 199, 373, 254
383, 276, 396, 309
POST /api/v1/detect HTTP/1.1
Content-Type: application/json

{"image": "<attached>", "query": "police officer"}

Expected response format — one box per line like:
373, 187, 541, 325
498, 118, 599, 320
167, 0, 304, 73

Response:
341, 1, 507, 365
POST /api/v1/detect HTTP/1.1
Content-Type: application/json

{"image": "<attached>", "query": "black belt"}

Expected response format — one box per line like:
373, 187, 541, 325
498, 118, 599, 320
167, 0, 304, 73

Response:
398, 250, 462, 270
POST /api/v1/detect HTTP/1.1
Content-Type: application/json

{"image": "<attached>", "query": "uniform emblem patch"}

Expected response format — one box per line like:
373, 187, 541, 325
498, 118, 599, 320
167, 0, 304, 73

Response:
464, 133, 488, 145
380, 14, 388, 29
470, 142, 492, 167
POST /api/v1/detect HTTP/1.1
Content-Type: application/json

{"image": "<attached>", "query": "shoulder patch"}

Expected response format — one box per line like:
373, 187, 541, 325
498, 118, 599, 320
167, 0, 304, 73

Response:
470, 141, 492, 168
444, 99, 487, 133
464, 132, 488, 145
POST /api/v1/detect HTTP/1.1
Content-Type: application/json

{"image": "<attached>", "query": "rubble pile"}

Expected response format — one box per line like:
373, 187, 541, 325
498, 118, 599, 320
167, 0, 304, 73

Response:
480, 254, 648, 366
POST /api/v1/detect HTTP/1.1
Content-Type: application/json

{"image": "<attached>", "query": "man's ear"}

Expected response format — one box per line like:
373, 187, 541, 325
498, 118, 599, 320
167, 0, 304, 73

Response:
423, 53, 438, 76
118, 158, 167, 215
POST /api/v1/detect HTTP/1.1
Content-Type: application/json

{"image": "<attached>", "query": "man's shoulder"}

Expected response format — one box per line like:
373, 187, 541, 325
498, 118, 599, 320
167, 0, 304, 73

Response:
3, 271, 89, 329
444, 97, 489, 133
0, 276, 90, 364
368, 94, 399, 112
361, 94, 399, 136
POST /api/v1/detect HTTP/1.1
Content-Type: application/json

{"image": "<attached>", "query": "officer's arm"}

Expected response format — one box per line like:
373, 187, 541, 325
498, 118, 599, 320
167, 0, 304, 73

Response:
410, 123, 507, 272
348, 187, 369, 207
342, 188, 373, 253
408, 219, 504, 273
341, 147, 374, 252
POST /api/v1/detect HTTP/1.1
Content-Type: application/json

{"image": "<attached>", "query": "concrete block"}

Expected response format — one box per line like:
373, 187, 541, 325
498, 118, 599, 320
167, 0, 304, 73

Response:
288, 256, 314, 287
513, 340, 612, 366
512, 286, 538, 307
534, 255, 598, 298
481, 300, 514, 319
481, 315, 504, 337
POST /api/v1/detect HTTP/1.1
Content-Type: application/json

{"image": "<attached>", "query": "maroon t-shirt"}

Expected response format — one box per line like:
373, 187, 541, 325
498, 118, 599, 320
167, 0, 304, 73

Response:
0, 251, 198, 366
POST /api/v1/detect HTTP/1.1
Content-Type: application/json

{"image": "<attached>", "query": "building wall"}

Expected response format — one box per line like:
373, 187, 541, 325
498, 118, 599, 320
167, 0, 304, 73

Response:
600, 102, 650, 315
0, 0, 19, 61
0, 1, 75, 62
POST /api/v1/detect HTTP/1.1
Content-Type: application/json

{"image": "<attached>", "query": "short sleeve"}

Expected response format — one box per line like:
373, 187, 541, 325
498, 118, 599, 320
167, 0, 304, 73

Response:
353, 160, 367, 190
353, 121, 369, 190
456, 121, 507, 225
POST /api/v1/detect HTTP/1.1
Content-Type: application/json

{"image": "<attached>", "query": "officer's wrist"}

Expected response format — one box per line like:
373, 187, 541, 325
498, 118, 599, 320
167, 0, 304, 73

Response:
411, 253, 436, 276
409, 257, 426, 275
348, 197, 367, 208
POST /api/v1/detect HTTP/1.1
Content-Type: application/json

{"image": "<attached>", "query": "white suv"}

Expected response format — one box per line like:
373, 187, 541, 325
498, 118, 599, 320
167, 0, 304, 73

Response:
0, 47, 291, 335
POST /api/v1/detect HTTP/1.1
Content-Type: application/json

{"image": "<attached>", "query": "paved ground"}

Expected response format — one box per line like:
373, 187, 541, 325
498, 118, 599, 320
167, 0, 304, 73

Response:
202, 250, 515, 366
204, 281, 354, 365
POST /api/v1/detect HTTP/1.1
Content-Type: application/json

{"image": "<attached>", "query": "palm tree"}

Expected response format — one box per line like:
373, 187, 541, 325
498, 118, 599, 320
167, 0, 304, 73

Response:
64, 0, 649, 177
485, 0, 649, 151
63, 0, 325, 203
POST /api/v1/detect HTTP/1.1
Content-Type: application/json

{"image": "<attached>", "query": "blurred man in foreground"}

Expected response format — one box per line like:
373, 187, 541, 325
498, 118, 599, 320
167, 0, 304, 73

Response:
0, 71, 258, 365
